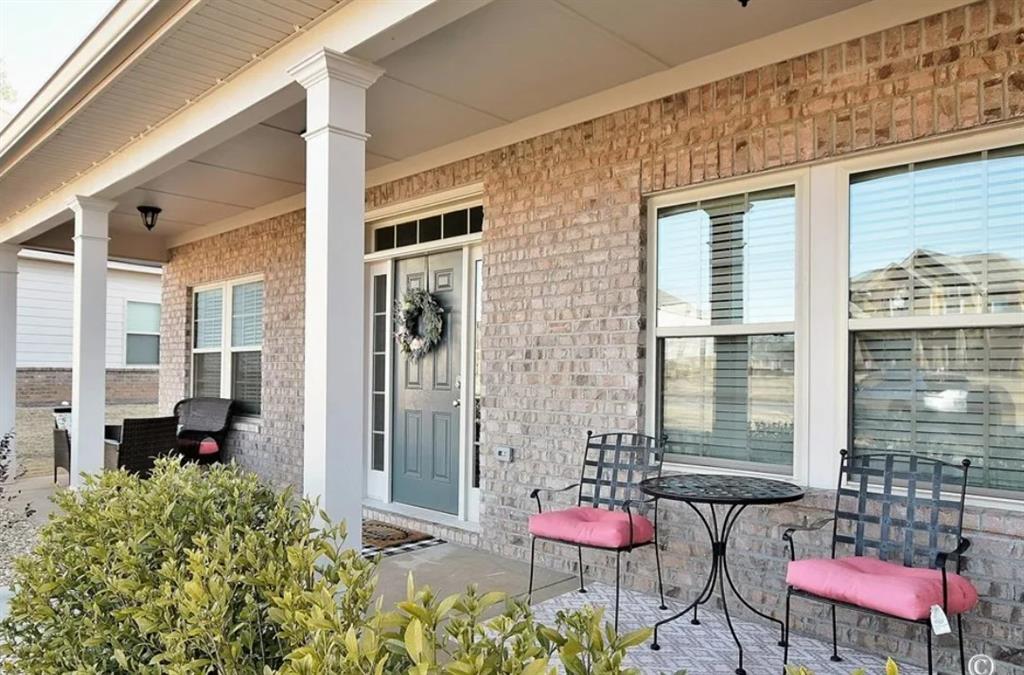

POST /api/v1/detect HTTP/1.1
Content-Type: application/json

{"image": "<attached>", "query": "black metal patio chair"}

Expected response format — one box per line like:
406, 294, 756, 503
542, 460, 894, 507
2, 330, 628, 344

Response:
781, 450, 977, 675
527, 431, 668, 632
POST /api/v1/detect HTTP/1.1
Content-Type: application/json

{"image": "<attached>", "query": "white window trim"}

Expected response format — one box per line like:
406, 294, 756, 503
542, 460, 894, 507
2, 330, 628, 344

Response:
191, 274, 264, 419
832, 125, 1024, 510
123, 299, 161, 369
645, 168, 810, 485
643, 125, 1024, 509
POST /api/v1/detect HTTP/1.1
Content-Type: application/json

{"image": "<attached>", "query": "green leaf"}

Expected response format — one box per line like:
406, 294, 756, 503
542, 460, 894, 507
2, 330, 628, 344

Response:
616, 627, 652, 649
405, 618, 425, 664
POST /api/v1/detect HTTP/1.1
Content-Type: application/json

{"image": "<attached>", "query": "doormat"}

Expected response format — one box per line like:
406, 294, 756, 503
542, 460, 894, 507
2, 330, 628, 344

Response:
361, 520, 445, 558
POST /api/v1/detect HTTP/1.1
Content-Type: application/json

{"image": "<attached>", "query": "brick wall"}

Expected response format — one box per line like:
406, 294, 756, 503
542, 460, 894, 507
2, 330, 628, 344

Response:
16, 368, 158, 407
367, 2, 1024, 670
159, 210, 305, 489
161, 1, 1024, 670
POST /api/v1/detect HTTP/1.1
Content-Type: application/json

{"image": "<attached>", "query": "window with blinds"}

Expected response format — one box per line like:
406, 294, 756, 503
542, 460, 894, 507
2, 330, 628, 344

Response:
230, 281, 263, 415
655, 186, 797, 471
191, 280, 264, 416
850, 145, 1023, 318
849, 145, 1024, 495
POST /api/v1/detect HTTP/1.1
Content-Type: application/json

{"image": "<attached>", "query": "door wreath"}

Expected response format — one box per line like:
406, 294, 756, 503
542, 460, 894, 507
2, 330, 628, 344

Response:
394, 288, 444, 360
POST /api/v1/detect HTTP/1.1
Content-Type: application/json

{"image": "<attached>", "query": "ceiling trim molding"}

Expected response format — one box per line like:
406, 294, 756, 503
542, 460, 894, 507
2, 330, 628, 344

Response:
365, 0, 972, 188
166, 192, 305, 249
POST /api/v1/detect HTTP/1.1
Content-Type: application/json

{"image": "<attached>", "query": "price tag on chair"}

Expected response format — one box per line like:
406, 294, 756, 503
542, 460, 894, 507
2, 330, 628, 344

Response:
930, 605, 951, 635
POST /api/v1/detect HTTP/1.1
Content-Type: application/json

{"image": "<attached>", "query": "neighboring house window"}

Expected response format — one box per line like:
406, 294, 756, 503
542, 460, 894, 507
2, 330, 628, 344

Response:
192, 279, 264, 415
125, 301, 161, 366
654, 185, 797, 472
849, 145, 1024, 495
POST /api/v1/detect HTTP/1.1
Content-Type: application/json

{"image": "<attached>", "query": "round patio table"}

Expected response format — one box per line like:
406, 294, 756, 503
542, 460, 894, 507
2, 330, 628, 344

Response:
640, 473, 804, 675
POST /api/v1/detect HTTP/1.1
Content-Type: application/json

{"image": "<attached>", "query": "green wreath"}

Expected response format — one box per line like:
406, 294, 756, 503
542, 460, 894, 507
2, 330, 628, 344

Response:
394, 288, 444, 360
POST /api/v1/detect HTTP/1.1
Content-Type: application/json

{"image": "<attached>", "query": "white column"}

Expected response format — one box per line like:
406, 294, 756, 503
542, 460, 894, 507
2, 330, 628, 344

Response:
0, 245, 17, 477
68, 196, 116, 486
289, 49, 383, 549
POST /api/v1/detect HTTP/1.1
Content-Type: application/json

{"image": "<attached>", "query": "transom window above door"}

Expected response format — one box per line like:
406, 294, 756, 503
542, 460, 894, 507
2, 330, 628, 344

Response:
370, 204, 483, 253
652, 184, 799, 473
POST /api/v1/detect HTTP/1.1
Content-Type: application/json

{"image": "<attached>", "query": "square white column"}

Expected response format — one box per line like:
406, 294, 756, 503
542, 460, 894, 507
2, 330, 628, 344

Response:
0, 245, 17, 474
68, 196, 116, 486
289, 49, 383, 550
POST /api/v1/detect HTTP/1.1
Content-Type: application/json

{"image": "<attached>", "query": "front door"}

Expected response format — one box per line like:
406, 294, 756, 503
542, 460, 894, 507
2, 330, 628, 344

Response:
392, 250, 462, 514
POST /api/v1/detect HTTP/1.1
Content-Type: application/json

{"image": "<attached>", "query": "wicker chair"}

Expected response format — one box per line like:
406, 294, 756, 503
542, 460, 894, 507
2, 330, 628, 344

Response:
173, 397, 235, 463
52, 406, 72, 483
104, 416, 180, 477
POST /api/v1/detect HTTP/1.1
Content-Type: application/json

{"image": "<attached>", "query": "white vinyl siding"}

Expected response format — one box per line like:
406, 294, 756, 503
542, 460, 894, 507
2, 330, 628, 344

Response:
15, 255, 162, 368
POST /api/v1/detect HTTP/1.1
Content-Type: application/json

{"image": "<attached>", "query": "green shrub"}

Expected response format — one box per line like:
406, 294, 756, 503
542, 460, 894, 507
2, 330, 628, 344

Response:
0, 459, 648, 674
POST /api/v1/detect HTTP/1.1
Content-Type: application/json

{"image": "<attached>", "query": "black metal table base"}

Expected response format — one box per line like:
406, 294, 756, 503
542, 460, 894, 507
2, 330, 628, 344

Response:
650, 502, 786, 675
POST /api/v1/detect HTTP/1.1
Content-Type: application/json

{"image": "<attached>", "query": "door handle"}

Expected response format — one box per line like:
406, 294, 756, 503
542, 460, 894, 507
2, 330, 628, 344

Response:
453, 399, 461, 408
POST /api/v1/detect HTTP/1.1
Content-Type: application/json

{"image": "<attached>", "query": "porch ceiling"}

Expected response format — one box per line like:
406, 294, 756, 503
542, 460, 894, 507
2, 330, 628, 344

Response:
0, 0, 348, 226
360, 0, 871, 167
10, 0, 879, 260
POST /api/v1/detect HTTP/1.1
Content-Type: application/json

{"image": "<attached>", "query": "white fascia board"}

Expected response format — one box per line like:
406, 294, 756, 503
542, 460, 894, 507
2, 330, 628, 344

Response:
365, 0, 973, 188
0, 0, 436, 245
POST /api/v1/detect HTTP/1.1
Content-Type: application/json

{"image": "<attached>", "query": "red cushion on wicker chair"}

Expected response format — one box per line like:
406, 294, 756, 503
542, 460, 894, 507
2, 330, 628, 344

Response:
197, 438, 220, 456
528, 506, 653, 549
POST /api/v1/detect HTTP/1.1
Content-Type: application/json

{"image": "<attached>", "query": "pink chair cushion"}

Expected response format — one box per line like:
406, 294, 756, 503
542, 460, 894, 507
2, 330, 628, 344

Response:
197, 438, 219, 456
528, 506, 654, 549
787, 556, 978, 621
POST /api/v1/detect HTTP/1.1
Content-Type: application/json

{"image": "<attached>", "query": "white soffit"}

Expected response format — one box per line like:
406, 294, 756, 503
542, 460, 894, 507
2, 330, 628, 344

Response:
0, 0, 349, 224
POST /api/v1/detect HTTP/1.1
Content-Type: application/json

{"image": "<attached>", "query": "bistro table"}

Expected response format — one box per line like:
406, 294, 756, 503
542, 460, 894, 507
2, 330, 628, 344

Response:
640, 473, 805, 675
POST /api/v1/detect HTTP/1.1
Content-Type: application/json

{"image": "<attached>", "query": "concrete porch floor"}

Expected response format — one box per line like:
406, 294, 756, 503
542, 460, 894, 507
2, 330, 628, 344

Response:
375, 541, 578, 608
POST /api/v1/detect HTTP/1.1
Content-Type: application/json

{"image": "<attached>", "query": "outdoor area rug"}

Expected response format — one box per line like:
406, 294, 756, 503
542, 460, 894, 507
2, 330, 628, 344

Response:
531, 582, 927, 674
361, 520, 445, 558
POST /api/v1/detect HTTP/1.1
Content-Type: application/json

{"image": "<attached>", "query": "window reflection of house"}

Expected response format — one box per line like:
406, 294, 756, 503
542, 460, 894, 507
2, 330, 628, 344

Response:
850, 249, 1024, 317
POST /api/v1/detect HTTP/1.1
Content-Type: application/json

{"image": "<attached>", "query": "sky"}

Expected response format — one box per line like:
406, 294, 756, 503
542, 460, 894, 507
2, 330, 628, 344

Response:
0, 0, 116, 125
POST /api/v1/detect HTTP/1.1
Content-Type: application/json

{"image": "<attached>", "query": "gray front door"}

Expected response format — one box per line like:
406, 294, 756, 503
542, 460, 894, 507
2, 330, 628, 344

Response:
392, 250, 462, 514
